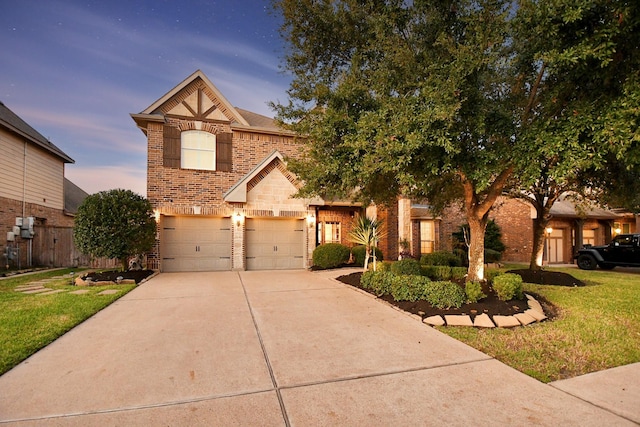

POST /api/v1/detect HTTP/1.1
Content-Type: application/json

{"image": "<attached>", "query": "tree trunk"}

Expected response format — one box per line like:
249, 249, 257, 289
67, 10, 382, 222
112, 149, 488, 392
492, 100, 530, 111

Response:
529, 204, 547, 270
526, 190, 560, 270
459, 166, 514, 282
467, 215, 489, 282
363, 245, 370, 272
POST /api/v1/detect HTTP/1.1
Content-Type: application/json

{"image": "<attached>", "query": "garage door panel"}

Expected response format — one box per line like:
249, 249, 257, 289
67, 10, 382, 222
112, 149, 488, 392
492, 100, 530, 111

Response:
161, 216, 231, 272
246, 219, 304, 270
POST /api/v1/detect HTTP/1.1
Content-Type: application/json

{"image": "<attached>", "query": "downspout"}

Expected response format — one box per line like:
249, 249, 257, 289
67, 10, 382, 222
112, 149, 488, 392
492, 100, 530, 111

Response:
22, 141, 27, 217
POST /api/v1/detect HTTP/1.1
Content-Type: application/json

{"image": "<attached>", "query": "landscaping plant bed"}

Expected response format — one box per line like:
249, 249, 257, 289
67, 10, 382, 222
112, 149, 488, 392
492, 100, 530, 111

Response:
79, 269, 155, 285
337, 272, 558, 320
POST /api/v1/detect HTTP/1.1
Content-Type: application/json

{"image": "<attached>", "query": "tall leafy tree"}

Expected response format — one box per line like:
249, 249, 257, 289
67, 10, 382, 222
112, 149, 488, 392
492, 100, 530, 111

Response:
272, 0, 639, 280
510, 0, 640, 269
74, 189, 157, 271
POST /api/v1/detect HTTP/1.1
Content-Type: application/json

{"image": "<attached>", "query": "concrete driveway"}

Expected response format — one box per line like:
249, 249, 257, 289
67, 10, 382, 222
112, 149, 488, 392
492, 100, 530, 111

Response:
0, 270, 636, 426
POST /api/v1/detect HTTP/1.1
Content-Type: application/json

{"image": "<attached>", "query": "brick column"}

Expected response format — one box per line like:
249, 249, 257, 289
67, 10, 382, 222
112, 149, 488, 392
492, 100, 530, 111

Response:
232, 213, 245, 271
397, 197, 412, 255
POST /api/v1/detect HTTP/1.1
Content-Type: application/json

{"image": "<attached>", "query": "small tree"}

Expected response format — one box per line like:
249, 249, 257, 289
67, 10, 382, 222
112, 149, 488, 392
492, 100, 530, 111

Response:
348, 216, 385, 272
74, 189, 157, 271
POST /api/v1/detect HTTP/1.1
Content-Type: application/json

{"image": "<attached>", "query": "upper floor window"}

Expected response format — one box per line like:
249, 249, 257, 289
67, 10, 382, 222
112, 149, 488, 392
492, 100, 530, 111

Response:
181, 130, 216, 170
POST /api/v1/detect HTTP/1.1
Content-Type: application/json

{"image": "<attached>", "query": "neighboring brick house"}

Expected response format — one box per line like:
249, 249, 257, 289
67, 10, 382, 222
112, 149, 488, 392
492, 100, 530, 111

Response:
0, 101, 90, 268
407, 196, 638, 265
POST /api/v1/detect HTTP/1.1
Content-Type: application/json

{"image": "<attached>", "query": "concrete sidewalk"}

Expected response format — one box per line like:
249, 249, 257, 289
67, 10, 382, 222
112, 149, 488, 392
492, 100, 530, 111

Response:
0, 270, 637, 426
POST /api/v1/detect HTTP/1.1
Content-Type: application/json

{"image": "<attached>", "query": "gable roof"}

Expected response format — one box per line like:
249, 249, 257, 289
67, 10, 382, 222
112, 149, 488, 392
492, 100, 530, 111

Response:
64, 178, 89, 215
0, 101, 74, 163
234, 107, 280, 131
134, 69, 249, 126
131, 70, 294, 136
549, 199, 620, 220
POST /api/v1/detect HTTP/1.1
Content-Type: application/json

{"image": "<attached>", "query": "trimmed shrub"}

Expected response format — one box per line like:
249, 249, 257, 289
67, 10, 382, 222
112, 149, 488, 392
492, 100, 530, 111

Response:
390, 275, 431, 302
465, 281, 486, 303
391, 259, 422, 276
485, 268, 503, 285
351, 245, 384, 267
360, 270, 394, 296
420, 251, 461, 267
492, 273, 524, 301
312, 243, 351, 269
485, 248, 502, 264
422, 281, 466, 309
450, 267, 468, 280
378, 261, 393, 272
423, 265, 453, 281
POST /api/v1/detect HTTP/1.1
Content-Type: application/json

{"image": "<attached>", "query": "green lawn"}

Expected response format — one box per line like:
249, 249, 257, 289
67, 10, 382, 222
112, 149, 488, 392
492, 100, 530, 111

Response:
0, 269, 136, 375
439, 266, 640, 383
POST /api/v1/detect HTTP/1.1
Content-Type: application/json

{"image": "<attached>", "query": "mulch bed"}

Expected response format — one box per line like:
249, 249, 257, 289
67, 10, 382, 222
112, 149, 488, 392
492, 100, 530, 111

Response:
506, 269, 586, 287
80, 269, 155, 284
337, 271, 559, 320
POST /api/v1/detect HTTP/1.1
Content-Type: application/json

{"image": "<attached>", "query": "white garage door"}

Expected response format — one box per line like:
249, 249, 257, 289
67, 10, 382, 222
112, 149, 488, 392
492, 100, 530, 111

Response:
246, 218, 304, 270
161, 216, 231, 272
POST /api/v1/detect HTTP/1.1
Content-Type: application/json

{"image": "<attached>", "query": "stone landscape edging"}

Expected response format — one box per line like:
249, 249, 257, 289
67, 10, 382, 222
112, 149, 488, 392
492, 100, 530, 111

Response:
422, 293, 547, 328
328, 272, 548, 329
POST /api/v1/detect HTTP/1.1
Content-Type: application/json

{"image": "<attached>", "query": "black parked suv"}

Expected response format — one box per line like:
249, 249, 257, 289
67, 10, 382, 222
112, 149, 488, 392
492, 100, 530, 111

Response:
575, 233, 640, 270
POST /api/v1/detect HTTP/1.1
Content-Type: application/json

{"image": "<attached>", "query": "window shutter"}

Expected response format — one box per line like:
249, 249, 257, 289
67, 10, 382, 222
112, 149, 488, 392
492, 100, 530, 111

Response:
216, 132, 233, 172
163, 125, 181, 168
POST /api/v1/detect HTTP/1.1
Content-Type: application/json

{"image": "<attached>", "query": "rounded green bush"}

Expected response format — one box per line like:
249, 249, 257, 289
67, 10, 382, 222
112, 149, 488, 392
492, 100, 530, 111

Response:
492, 273, 524, 301
465, 281, 487, 303
312, 243, 350, 269
391, 259, 422, 276
420, 251, 461, 267
423, 265, 453, 281
422, 281, 466, 309
351, 245, 384, 267
390, 275, 431, 302
485, 269, 503, 285
360, 270, 394, 296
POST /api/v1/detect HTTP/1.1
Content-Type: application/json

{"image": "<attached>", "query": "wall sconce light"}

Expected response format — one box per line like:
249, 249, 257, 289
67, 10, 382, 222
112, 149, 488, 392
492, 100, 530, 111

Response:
614, 228, 622, 235
233, 212, 244, 227
307, 213, 315, 227
193, 206, 202, 215
545, 227, 553, 235
153, 210, 161, 222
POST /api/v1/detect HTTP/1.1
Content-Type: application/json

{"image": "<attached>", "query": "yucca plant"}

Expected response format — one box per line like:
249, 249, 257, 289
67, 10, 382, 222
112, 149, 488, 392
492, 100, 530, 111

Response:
348, 216, 386, 271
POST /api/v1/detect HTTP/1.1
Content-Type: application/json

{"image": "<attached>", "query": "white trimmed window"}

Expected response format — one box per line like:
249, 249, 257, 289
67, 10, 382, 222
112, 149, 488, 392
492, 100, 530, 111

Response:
181, 130, 216, 170
321, 222, 341, 244
420, 220, 435, 254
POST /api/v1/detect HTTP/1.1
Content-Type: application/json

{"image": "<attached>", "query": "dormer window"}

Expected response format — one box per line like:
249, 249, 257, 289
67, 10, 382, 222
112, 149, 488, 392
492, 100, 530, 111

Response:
181, 130, 216, 171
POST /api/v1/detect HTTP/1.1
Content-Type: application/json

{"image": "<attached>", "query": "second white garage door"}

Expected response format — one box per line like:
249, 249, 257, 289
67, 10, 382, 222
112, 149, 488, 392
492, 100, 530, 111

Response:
161, 216, 232, 272
246, 218, 304, 270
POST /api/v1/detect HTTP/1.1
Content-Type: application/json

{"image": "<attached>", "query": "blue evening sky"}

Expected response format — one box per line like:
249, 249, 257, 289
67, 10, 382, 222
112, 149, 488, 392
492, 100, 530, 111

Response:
1, 0, 290, 196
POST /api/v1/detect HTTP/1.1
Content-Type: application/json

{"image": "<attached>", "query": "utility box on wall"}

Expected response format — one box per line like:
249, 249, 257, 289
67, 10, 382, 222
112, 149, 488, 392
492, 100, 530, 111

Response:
16, 217, 35, 239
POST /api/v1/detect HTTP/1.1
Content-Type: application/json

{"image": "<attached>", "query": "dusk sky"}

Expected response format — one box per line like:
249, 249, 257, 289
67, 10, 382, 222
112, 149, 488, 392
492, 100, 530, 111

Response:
1, 0, 290, 196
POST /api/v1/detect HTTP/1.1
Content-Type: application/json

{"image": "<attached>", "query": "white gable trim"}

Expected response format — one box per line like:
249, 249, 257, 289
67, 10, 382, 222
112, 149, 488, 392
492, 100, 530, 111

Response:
141, 70, 250, 126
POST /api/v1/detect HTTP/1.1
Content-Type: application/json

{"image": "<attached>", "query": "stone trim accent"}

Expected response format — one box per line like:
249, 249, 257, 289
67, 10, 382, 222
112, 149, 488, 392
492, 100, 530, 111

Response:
422, 293, 547, 329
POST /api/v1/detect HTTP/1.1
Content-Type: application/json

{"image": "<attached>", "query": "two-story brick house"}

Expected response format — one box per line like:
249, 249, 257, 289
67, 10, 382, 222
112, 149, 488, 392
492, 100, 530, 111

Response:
133, 70, 365, 271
